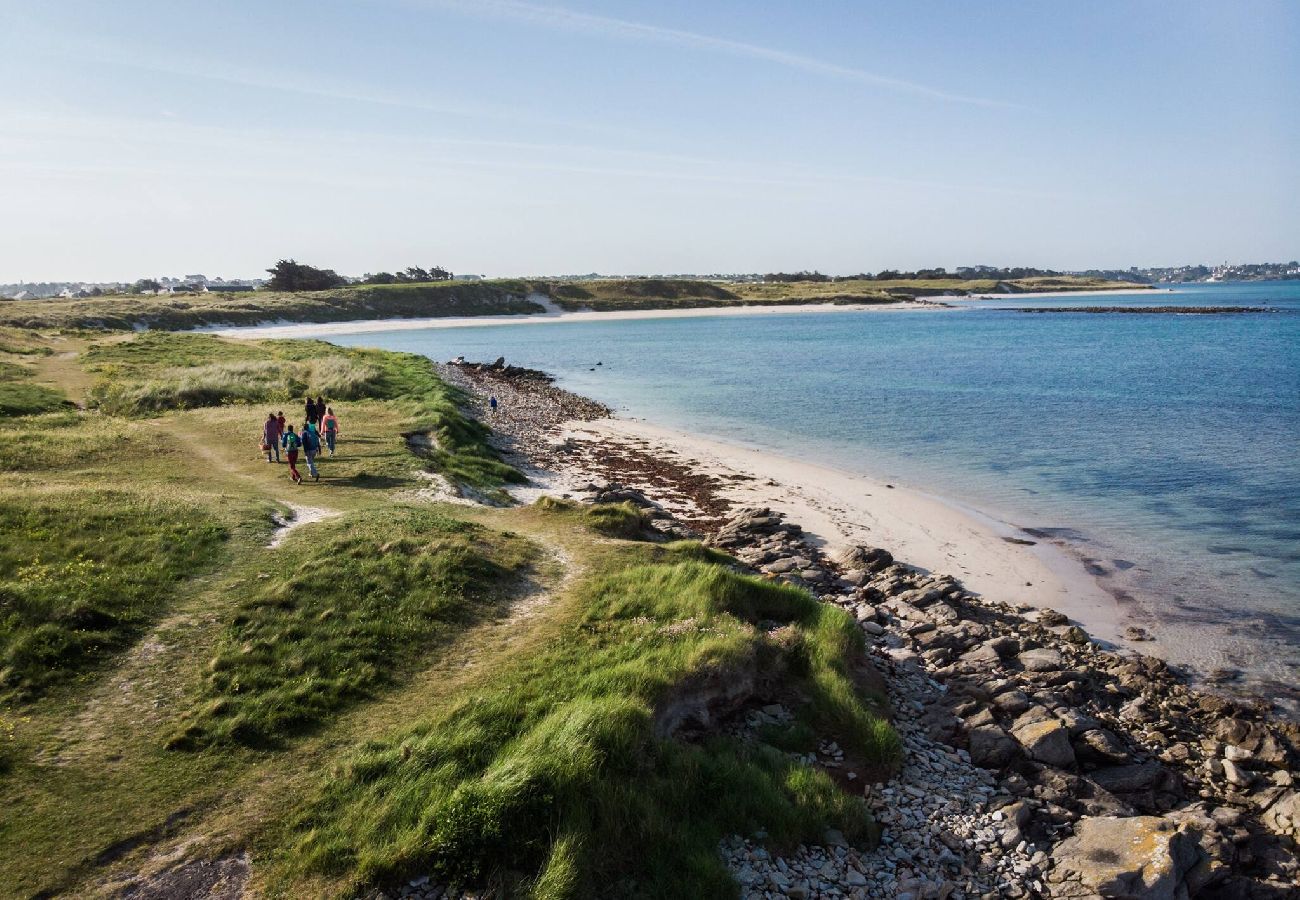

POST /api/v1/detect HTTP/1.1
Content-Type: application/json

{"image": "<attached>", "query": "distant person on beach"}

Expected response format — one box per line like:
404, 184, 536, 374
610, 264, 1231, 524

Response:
301, 421, 322, 482
489, 395, 498, 414
262, 412, 282, 463
321, 406, 339, 455
305, 396, 318, 425
282, 425, 303, 484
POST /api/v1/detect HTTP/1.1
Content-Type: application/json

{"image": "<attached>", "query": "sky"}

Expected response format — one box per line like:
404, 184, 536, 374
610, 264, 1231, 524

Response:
1, 0, 1296, 281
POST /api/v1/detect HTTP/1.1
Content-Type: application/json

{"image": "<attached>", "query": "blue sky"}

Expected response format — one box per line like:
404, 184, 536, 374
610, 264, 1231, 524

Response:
1, 0, 1296, 280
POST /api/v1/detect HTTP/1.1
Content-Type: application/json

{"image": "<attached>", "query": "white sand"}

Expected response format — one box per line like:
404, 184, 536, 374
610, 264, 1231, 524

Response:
268, 503, 339, 548
960, 288, 1168, 300
560, 417, 1124, 642
213, 299, 941, 340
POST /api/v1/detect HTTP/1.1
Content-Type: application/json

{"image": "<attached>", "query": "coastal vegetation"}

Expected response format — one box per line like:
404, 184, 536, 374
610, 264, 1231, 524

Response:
0, 275, 1145, 330
0, 327, 898, 898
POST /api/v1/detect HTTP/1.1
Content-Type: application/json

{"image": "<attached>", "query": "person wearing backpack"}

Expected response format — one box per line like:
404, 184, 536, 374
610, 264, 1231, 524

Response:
320, 407, 339, 455
301, 421, 322, 482
282, 424, 303, 485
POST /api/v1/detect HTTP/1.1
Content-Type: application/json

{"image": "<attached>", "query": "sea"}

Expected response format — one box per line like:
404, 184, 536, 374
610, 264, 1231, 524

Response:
283, 281, 1300, 711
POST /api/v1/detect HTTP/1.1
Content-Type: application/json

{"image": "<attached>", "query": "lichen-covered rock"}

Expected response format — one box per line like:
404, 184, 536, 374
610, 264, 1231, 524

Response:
1048, 815, 1205, 900
1011, 712, 1076, 768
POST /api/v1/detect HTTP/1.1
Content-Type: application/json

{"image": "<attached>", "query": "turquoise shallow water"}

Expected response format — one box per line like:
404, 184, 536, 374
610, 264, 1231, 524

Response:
282, 281, 1300, 706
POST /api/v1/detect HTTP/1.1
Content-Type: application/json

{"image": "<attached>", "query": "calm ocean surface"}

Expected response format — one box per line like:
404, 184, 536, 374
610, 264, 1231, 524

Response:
306, 281, 1300, 702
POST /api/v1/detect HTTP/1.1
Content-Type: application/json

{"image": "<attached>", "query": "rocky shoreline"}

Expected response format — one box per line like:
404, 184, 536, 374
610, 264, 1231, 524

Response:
415, 359, 1300, 900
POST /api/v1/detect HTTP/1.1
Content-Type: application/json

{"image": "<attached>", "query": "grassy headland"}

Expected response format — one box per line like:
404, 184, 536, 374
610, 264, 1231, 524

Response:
0, 327, 898, 898
0, 275, 1148, 330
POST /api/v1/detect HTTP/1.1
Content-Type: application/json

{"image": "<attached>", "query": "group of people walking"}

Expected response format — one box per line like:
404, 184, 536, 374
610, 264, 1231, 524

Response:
261, 396, 340, 485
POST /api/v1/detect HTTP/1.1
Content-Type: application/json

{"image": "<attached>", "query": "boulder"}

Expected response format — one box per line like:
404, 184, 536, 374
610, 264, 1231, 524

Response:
1010, 712, 1076, 768
968, 724, 1020, 769
1049, 815, 1206, 900
1088, 762, 1166, 793
1019, 647, 1065, 672
1075, 728, 1133, 765
833, 546, 894, 573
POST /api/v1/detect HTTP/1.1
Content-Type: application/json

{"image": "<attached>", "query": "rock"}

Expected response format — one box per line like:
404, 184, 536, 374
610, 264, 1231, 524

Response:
834, 545, 894, 573
969, 724, 1020, 769
1062, 626, 1089, 645
1019, 648, 1065, 672
1050, 815, 1205, 900
1088, 762, 1166, 793
1259, 790, 1300, 840
1038, 609, 1069, 627
1221, 759, 1252, 787
1074, 729, 1133, 765
1010, 714, 1076, 768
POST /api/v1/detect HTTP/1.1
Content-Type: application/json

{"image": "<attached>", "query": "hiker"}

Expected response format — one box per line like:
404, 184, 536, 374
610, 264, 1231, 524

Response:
282, 425, 303, 484
262, 412, 282, 463
321, 406, 339, 455
304, 396, 318, 425
301, 421, 322, 482
276, 410, 286, 436
489, 395, 498, 414
315, 396, 325, 422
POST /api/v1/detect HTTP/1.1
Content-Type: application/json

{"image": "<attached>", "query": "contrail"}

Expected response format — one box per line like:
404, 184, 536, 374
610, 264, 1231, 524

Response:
404, 0, 1016, 108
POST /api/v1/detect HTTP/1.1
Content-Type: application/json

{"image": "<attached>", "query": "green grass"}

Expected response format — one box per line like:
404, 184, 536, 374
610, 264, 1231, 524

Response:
0, 381, 67, 417
534, 496, 650, 538
167, 507, 532, 750
0, 491, 228, 703
82, 332, 525, 491
0, 359, 68, 417
0, 328, 902, 899
269, 541, 899, 898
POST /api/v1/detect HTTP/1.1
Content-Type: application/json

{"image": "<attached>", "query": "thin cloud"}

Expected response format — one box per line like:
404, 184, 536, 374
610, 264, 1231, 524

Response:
406, 0, 1016, 108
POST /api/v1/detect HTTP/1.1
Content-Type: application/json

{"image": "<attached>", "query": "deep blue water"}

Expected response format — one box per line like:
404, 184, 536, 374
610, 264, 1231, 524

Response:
282, 281, 1300, 698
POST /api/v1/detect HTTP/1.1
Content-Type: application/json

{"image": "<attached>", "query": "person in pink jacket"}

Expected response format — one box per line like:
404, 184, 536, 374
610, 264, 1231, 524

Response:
320, 407, 340, 455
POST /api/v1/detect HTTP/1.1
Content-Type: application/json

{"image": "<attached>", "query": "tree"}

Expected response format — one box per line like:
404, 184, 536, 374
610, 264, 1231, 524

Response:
129, 278, 161, 294
362, 272, 399, 284
265, 259, 347, 292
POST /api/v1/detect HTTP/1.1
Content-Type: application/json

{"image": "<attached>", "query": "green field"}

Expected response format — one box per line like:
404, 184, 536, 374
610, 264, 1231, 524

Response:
0, 327, 898, 898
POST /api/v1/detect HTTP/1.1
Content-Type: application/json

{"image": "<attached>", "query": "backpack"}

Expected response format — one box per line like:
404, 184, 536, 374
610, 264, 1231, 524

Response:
284, 432, 301, 451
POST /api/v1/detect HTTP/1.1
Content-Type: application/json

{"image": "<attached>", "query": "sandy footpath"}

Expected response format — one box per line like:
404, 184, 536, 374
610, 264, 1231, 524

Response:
214, 298, 942, 339
563, 416, 1124, 643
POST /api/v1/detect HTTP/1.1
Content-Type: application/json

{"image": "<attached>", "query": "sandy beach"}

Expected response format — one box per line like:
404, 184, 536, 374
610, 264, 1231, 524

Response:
213, 298, 941, 340
553, 416, 1125, 644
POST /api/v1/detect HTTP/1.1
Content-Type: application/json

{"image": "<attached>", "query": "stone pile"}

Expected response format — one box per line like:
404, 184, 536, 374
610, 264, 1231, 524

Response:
699, 502, 1300, 899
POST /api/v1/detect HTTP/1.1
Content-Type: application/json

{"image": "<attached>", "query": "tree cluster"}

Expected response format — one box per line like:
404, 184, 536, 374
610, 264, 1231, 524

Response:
265, 259, 348, 292
361, 266, 453, 285
762, 271, 831, 283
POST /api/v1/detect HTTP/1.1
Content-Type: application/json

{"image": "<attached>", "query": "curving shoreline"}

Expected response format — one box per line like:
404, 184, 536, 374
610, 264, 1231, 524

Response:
434, 356, 1300, 897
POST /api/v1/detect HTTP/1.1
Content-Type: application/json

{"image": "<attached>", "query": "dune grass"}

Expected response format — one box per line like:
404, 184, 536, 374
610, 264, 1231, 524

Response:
0, 282, 547, 331
0, 277, 1146, 331
269, 538, 898, 898
167, 507, 533, 750
0, 491, 228, 703
82, 332, 524, 491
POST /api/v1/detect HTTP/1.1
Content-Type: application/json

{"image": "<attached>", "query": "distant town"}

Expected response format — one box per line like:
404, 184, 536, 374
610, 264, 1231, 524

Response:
2, 260, 1296, 301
